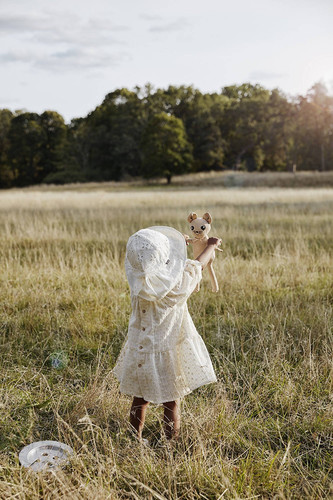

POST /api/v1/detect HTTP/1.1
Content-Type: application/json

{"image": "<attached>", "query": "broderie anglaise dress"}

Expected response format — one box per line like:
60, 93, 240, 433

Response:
112, 259, 217, 404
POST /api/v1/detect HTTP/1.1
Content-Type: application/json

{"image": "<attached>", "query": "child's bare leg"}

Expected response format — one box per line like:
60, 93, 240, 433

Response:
130, 397, 149, 439
163, 399, 180, 440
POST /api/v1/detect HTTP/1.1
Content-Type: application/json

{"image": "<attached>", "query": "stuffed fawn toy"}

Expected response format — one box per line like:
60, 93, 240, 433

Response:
184, 212, 222, 293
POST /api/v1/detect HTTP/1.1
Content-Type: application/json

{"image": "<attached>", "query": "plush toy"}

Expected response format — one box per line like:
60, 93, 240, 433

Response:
184, 212, 222, 293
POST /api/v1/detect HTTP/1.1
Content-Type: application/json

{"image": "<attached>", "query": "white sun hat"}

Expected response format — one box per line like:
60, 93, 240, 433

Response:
125, 226, 187, 301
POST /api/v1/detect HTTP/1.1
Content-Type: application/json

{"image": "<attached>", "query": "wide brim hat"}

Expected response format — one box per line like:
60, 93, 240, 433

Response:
125, 226, 187, 301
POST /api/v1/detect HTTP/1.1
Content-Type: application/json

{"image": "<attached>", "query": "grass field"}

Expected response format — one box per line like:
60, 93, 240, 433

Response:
0, 186, 332, 499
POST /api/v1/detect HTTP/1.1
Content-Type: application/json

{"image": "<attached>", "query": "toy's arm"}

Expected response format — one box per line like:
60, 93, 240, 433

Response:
196, 238, 222, 269
216, 239, 223, 252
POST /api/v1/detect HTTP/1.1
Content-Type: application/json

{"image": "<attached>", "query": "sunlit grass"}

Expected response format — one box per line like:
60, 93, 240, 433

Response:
0, 187, 332, 499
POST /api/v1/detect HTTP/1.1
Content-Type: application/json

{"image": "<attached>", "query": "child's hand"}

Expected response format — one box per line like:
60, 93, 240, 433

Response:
183, 234, 191, 246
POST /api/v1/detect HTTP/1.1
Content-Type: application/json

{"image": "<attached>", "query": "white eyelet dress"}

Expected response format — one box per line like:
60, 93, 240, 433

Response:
112, 259, 217, 404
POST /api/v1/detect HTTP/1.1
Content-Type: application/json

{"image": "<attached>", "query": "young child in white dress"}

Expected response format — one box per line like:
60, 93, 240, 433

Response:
112, 226, 221, 441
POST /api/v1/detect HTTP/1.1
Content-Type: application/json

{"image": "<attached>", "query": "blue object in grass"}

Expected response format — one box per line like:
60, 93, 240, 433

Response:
50, 351, 68, 369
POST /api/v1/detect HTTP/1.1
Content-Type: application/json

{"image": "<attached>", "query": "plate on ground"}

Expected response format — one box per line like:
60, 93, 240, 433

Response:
19, 441, 74, 471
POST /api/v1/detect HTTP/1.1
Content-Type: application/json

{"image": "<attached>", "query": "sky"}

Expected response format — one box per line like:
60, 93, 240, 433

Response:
1, 0, 332, 123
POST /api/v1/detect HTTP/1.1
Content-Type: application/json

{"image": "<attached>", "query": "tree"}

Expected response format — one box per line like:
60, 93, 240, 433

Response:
42, 117, 89, 184
7, 113, 44, 186
184, 92, 227, 171
83, 88, 146, 181
142, 85, 226, 171
292, 83, 333, 171
261, 89, 296, 171
2, 82, 332, 188
39, 111, 67, 179
0, 109, 14, 187
141, 112, 193, 184
221, 83, 281, 170
7, 111, 67, 186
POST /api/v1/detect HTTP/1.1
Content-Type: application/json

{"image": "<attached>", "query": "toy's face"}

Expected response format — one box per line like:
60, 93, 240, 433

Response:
189, 218, 211, 239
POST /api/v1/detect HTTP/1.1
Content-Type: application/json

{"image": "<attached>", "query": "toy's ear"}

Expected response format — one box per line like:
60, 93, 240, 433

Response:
188, 212, 198, 223
202, 212, 212, 224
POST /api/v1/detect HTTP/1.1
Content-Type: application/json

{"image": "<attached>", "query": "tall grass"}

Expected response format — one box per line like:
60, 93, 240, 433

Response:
0, 188, 332, 499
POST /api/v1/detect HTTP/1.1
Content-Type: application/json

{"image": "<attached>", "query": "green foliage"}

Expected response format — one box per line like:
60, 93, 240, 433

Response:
7, 112, 44, 186
6, 111, 67, 186
0, 108, 14, 187
143, 86, 227, 171
39, 111, 67, 178
221, 84, 271, 170
82, 88, 145, 181
182, 92, 227, 171
1, 81, 333, 187
292, 83, 333, 171
141, 112, 193, 183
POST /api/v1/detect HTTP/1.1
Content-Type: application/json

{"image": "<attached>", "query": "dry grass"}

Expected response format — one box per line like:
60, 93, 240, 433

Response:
0, 186, 332, 499
172, 170, 333, 188
6, 169, 333, 192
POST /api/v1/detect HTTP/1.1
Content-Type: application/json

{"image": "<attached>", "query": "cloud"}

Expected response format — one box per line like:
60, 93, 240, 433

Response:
31, 16, 129, 47
148, 17, 190, 33
249, 70, 288, 81
0, 12, 128, 35
140, 13, 164, 21
32, 29, 124, 48
86, 18, 129, 32
0, 11, 130, 72
0, 12, 129, 47
38, 48, 131, 71
0, 13, 46, 33
0, 50, 32, 63
0, 47, 131, 71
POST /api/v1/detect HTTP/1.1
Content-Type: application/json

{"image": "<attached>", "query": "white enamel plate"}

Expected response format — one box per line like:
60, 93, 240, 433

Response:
19, 440, 74, 471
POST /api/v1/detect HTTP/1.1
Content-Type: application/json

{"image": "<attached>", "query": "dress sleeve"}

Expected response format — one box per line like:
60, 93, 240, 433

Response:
161, 259, 202, 308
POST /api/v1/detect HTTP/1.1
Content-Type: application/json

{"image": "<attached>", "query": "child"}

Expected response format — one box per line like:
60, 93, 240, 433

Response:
112, 226, 220, 442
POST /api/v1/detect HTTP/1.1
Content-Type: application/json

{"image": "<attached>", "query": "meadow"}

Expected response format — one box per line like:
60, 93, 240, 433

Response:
0, 186, 332, 499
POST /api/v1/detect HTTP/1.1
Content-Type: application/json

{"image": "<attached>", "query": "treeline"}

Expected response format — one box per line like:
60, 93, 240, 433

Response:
0, 82, 332, 187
